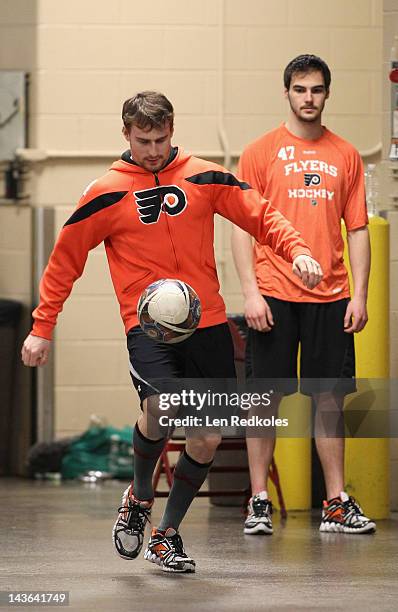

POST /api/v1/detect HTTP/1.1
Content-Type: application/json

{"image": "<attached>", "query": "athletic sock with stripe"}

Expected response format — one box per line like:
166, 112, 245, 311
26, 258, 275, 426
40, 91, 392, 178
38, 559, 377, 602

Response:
158, 450, 212, 531
132, 423, 166, 501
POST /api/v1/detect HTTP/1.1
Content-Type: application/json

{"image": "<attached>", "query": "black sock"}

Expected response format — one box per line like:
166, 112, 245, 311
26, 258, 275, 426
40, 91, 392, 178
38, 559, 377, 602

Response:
132, 423, 166, 501
158, 451, 212, 531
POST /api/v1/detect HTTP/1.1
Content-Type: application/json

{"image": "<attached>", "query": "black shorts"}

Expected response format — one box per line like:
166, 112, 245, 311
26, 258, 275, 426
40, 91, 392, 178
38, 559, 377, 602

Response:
128, 323, 236, 404
246, 296, 356, 396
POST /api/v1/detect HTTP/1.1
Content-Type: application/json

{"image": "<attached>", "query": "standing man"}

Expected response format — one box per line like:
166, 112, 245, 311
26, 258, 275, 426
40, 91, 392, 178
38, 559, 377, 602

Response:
21, 91, 322, 573
232, 55, 376, 535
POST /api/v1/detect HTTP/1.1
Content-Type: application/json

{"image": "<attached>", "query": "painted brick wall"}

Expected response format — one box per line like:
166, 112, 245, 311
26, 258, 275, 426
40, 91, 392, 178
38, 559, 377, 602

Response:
0, 0, 384, 442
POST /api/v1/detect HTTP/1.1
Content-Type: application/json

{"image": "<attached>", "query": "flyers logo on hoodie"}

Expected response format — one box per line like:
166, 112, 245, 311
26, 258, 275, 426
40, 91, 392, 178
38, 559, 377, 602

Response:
133, 185, 187, 224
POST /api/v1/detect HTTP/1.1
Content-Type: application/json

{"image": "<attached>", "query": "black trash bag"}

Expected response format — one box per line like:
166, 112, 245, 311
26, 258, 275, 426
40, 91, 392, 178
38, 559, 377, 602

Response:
0, 299, 22, 327
26, 437, 78, 477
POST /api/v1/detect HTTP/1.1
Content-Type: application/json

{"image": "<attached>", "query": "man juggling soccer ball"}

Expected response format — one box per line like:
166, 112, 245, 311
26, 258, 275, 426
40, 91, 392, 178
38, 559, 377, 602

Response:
22, 91, 322, 573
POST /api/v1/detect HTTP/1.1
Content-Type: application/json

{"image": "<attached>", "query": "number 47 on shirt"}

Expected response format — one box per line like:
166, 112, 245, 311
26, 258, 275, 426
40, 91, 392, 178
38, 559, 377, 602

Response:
278, 146, 295, 160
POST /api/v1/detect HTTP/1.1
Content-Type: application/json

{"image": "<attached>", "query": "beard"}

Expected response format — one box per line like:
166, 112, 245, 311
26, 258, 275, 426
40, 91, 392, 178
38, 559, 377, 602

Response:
288, 95, 325, 123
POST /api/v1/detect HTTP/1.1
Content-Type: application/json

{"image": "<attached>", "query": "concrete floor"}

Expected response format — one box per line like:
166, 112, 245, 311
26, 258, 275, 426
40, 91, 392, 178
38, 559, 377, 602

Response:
0, 478, 397, 612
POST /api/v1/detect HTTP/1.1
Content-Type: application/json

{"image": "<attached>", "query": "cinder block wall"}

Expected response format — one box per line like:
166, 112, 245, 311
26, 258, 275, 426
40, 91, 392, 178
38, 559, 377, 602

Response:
0, 206, 33, 473
0, 1, 384, 442
0, 1, 37, 472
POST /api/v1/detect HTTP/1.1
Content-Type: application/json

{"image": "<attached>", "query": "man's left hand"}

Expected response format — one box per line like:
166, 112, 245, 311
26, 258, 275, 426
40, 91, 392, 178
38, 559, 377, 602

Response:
292, 255, 323, 290
344, 296, 368, 333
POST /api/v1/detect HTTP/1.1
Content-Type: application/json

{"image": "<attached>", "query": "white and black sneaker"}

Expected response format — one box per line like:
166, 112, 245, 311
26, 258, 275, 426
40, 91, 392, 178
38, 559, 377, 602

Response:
244, 491, 273, 535
319, 491, 376, 534
112, 484, 153, 559
144, 527, 196, 573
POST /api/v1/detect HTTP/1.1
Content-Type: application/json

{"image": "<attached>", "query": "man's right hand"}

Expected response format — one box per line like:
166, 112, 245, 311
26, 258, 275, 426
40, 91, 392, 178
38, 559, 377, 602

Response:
21, 334, 51, 367
244, 292, 274, 332
292, 254, 323, 289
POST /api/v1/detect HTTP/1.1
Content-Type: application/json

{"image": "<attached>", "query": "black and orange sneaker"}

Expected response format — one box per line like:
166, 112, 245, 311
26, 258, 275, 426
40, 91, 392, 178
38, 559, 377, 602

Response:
319, 491, 376, 534
112, 484, 152, 559
244, 492, 273, 535
144, 527, 196, 573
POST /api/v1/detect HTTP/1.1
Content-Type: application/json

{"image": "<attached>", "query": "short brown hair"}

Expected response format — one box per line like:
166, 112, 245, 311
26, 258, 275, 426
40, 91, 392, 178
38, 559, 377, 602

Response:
284, 55, 331, 91
122, 91, 174, 131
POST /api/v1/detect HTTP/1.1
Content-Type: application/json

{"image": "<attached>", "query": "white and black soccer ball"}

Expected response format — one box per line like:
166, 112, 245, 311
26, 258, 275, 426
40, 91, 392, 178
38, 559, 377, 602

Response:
137, 279, 201, 343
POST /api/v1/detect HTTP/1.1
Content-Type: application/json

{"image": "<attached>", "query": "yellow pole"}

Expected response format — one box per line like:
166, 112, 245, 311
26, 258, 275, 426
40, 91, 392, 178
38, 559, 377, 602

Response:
344, 217, 390, 519
265, 386, 311, 510
270, 396, 312, 510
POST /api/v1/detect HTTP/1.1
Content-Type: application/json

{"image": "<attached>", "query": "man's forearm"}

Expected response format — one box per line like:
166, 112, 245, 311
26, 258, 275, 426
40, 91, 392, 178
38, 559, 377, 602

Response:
347, 226, 371, 298
231, 226, 260, 298
214, 181, 311, 263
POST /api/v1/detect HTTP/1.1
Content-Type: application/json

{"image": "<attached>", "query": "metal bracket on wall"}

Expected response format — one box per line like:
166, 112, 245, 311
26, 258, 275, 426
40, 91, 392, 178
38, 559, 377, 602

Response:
0, 71, 28, 163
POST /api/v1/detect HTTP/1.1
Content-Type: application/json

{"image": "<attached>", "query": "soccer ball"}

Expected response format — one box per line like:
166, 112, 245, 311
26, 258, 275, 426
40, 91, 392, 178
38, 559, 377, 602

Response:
137, 279, 201, 343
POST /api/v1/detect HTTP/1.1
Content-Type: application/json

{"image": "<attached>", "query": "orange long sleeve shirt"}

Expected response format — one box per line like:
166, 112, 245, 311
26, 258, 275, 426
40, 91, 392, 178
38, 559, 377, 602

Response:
32, 148, 312, 340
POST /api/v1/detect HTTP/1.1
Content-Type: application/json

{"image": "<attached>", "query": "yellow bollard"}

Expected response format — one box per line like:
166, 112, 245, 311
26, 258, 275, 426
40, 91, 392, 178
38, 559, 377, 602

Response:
269, 394, 312, 511
344, 217, 390, 519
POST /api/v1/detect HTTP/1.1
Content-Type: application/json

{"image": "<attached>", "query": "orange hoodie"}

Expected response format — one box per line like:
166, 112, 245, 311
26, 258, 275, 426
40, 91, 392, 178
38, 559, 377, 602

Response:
31, 148, 312, 340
